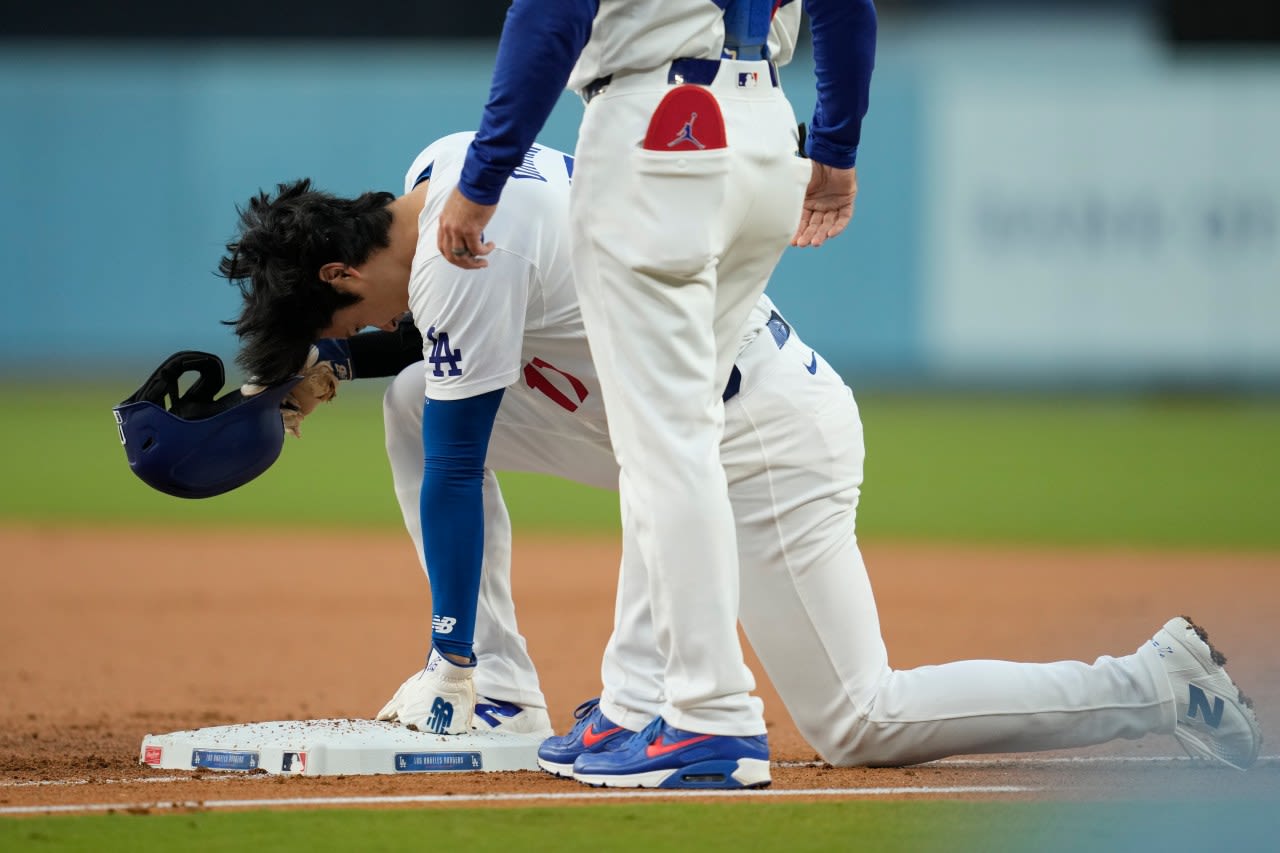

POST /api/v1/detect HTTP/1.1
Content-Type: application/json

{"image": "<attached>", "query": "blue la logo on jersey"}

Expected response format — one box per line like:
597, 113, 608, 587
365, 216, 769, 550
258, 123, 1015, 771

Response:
427, 327, 463, 377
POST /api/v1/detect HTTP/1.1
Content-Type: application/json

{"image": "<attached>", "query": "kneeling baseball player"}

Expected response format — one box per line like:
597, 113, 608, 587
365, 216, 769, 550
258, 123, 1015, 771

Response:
167, 129, 1259, 789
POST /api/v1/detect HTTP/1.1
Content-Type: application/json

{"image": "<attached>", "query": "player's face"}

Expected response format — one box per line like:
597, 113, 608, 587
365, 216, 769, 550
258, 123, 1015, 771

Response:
322, 300, 405, 339
319, 267, 410, 339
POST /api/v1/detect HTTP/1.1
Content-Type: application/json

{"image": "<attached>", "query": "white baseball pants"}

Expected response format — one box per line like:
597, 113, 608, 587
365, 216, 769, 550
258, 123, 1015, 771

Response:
565, 59, 813, 735
383, 318, 1173, 764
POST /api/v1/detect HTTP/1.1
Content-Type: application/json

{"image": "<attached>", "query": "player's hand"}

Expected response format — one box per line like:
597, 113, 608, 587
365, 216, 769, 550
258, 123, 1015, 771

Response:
241, 340, 351, 438
791, 162, 857, 248
282, 339, 352, 437
375, 648, 477, 734
437, 188, 497, 270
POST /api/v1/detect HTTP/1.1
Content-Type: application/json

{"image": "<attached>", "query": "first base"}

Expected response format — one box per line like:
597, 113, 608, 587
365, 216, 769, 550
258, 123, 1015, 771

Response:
139, 719, 543, 776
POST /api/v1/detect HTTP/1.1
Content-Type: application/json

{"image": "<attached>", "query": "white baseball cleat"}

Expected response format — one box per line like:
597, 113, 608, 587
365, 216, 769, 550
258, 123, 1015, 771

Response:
471, 697, 553, 737
1148, 616, 1262, 770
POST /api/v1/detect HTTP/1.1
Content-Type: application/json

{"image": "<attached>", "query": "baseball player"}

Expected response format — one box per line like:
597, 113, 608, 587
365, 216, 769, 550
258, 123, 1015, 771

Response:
217, 132, 1261, 791
435, 0, 877, 788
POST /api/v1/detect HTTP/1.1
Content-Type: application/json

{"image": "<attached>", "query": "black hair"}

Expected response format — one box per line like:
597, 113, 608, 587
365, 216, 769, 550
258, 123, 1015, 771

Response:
218, 179, 396, 384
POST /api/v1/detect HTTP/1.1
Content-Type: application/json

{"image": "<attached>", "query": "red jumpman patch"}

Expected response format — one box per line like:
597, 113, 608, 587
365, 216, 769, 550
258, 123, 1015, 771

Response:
643, 86, 727, 151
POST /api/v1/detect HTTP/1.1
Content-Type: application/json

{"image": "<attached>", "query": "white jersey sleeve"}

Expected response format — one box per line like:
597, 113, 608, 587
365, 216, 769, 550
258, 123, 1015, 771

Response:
408, 250, 536, 401
769, 1, 802, 68
403, 133, 587, 405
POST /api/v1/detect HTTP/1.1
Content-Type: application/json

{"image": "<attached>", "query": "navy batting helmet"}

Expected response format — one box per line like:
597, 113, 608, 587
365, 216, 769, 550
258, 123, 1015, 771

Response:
112, 351, 302, 499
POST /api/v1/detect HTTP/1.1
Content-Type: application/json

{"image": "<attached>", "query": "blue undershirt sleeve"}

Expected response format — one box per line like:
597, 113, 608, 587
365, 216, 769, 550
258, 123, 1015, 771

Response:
458, 0, 598, 205
804, 0, 878, 169
420, 388, 505, 660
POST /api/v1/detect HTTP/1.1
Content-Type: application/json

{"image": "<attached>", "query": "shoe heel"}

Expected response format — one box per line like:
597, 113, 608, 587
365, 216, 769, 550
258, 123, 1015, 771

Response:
656, 757, 772, 790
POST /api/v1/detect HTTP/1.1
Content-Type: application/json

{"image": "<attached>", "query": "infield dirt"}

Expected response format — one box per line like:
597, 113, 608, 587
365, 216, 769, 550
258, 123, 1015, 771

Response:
2, 525, 1277, 809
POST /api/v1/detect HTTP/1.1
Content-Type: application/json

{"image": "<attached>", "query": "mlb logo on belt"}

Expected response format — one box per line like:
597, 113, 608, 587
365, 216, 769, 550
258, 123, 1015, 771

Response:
643, 86, 727, 151
737, 72, 760, 88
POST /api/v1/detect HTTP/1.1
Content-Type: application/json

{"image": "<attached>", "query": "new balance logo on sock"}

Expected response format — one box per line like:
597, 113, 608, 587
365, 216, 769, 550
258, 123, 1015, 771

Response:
1188, 684, 1225, 728
427, 697, 454, 733
432, 615, 457, 634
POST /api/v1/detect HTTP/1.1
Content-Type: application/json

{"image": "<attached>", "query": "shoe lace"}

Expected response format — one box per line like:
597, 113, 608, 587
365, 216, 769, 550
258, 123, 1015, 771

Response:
573, 698, 601, 720
567, 697, 602, 738
637, 715, 666, 744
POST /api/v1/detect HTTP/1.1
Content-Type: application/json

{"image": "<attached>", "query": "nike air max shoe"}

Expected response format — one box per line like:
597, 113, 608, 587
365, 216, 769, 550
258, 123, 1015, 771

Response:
537, 697, 629, 777
1148, 616, 1262, 770
572, 716, 770, 789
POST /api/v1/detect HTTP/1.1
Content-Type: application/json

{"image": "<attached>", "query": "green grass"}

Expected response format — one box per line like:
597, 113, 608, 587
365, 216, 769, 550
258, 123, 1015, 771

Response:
0, 383, 619, 535
855, 393, 1280, 549
2, 800, 1277, 852
2, 384, 1278, 549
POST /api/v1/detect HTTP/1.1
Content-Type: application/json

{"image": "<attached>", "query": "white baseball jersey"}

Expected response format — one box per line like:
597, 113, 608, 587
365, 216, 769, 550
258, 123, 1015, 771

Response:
567, 0, 801, 91
383, 134, 1175, 765
403, 134, 605, 425
567, 0, 731, 92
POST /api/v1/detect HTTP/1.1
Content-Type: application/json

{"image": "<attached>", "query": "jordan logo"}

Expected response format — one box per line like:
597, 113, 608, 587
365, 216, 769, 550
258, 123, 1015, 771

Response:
668, 113, 706, 150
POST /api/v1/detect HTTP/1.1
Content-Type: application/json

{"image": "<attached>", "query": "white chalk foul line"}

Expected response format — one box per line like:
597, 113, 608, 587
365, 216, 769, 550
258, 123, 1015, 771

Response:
778, 755, 1280, 769
6, 754, 1277, 788
0, 785, 1036, 815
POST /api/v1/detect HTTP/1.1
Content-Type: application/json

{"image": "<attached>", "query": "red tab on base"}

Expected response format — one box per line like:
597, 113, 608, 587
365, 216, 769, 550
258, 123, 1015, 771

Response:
143, 745, 163, 765
643, 86, 727, 151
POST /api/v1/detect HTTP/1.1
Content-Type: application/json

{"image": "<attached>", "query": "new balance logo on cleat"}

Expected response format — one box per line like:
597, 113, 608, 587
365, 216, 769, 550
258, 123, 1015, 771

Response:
1148, 616, 1262, 770
426, 697, 454, 734
472, 698, 552, 736
1187, 685, 1225, 729
474, 700, 523, 728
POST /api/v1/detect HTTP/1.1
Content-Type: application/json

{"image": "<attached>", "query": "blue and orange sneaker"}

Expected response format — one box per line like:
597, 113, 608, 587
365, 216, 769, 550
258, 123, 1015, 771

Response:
536, 698, 629, 777
572, 716, 770, 789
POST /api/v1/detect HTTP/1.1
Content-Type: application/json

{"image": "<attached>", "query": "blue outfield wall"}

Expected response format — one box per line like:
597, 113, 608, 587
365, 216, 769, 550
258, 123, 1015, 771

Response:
0, 38, 920, 383
2, 12, 1277, 388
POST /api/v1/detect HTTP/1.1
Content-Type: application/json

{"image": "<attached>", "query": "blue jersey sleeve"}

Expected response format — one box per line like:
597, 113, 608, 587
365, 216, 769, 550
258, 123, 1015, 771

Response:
805, 0, 877, 169
458, 0, 598, 205
419, 388, 505, 659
